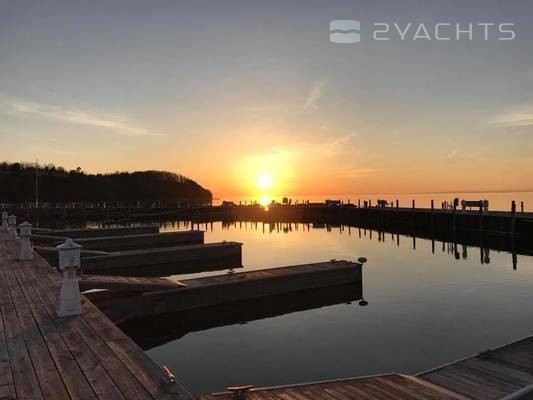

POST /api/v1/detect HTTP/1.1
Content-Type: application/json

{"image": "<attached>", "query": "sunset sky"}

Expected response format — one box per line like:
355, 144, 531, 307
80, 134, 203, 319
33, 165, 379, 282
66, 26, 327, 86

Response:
1, 0, 533, 198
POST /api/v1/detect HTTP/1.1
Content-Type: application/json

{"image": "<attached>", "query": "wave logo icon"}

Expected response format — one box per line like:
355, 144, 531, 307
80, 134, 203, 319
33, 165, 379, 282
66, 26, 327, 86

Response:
330, 20, 361, 43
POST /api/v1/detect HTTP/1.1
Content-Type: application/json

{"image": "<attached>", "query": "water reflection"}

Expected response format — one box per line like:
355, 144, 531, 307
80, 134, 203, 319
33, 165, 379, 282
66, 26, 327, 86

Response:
158, 219, 528, 270
144, 219, 533, 395
118, 282, 365, 351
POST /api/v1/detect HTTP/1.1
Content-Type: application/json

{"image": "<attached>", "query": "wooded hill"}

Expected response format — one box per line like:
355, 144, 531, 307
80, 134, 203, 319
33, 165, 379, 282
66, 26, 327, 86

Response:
0, 162, 212, 205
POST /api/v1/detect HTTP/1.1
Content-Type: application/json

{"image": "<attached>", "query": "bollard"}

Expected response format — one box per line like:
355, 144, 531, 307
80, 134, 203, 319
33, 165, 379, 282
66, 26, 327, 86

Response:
18, 221, 33, 260
7, 215, 17, 241
510, 200, 517, 236
1, 211, 7, 230
57, 239, 83, 317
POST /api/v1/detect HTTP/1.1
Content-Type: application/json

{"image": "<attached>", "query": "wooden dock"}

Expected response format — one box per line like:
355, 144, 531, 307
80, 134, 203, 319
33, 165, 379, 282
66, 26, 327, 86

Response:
46, 225, 161, 238
0, 231, 193, 400
95, 282, 363, 346
35, 230, 204, 251
419, 335, 533, 399
86, 260, 363, 322
82, 242, 242, 276
79, 274, 187, 292
197, 374, 467, 400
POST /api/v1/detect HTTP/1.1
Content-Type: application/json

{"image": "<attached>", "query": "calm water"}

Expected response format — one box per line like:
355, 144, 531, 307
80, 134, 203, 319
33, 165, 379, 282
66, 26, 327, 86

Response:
215, 191, 533, 211
143, 220, 533, 396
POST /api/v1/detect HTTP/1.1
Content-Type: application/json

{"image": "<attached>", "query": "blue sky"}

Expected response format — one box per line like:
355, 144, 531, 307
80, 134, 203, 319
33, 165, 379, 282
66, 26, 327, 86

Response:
1, 0, 532, 196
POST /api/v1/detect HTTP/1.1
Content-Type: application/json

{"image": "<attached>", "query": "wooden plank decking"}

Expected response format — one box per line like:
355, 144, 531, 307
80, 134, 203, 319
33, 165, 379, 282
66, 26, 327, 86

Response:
79, 274, 187, 291
197, 374, 468, 400
86, 260, 363, 321
82, 242, 242, 276
35, 231, 205, 251
419, 335, 533, 400
0, 231, 192, 400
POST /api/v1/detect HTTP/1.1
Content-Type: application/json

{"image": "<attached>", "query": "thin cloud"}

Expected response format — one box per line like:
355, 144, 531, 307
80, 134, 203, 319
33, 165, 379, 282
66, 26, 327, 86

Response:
5, 98, 161, 137
489, 106, 533, 128
34, 146, 77, 155
302, 81, 325, 111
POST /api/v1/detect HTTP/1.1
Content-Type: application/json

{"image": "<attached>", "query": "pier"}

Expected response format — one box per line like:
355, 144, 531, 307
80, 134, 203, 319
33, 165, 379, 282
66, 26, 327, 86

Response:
34, 230, 205, 251
197, 374, 467, 400
0, 231, 193, 400
82, 241, 242, 276
115, 283, 363, 350
79, 274, 187, 291
7, 202, 533, 238
419, 335, 533, 399
86, 260, 364, 322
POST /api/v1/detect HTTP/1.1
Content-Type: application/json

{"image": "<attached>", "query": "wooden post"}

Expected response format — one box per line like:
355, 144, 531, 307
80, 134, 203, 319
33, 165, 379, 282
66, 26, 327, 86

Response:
396, 200, 399, 209
412, 199, 415, 209
452, 201, 457, 231
478, 199, 483, 231
521, 201, 524, 213
511, 200, 516, 236
358, 199, 361, 208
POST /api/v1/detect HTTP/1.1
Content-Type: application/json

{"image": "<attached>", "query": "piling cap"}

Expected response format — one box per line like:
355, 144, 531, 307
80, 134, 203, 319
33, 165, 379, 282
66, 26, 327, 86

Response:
19, 221, 32, 228
56, 238, 82, 250
357, 257, 368, 264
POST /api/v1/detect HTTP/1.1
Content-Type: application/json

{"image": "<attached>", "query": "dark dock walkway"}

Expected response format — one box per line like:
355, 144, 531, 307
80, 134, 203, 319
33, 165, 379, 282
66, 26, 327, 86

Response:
419, 335, 533, 399
79, 274, 187, 291
0, 232, 192, 400
35, 230, 204, 251
197, 374, 467, 400
87, 260, 364, 321
82, 241, 242, 276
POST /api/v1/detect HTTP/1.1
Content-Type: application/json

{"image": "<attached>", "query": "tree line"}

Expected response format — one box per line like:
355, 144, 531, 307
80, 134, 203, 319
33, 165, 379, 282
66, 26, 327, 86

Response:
0, 162, 212, 205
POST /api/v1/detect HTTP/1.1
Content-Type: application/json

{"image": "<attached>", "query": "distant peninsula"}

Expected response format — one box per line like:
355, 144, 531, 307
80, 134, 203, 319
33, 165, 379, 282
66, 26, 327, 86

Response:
0, 162, 212, 205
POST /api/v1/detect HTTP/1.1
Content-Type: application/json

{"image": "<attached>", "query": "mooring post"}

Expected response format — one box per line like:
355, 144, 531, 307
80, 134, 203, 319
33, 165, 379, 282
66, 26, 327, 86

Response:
57, 239, 83, 317
7, 215, 17, 241
357, 199, 361, 208
511, 200, 516, 236
450, 200, 457, 231
396, 199, 399, 209
412, 199, 415, 209
18, 221, 33, 260
431, 199, 434, 211
1, 211, 7, 230
521, 201, 524, 213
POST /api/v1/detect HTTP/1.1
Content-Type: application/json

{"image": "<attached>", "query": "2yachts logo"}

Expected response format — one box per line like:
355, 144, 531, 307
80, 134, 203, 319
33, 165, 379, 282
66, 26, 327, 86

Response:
330, 20, 361, 43
330, 20, 516, 43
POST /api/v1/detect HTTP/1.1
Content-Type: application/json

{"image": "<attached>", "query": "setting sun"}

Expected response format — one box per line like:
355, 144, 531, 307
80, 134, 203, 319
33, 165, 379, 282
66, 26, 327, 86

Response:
256, 171, 273, 190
